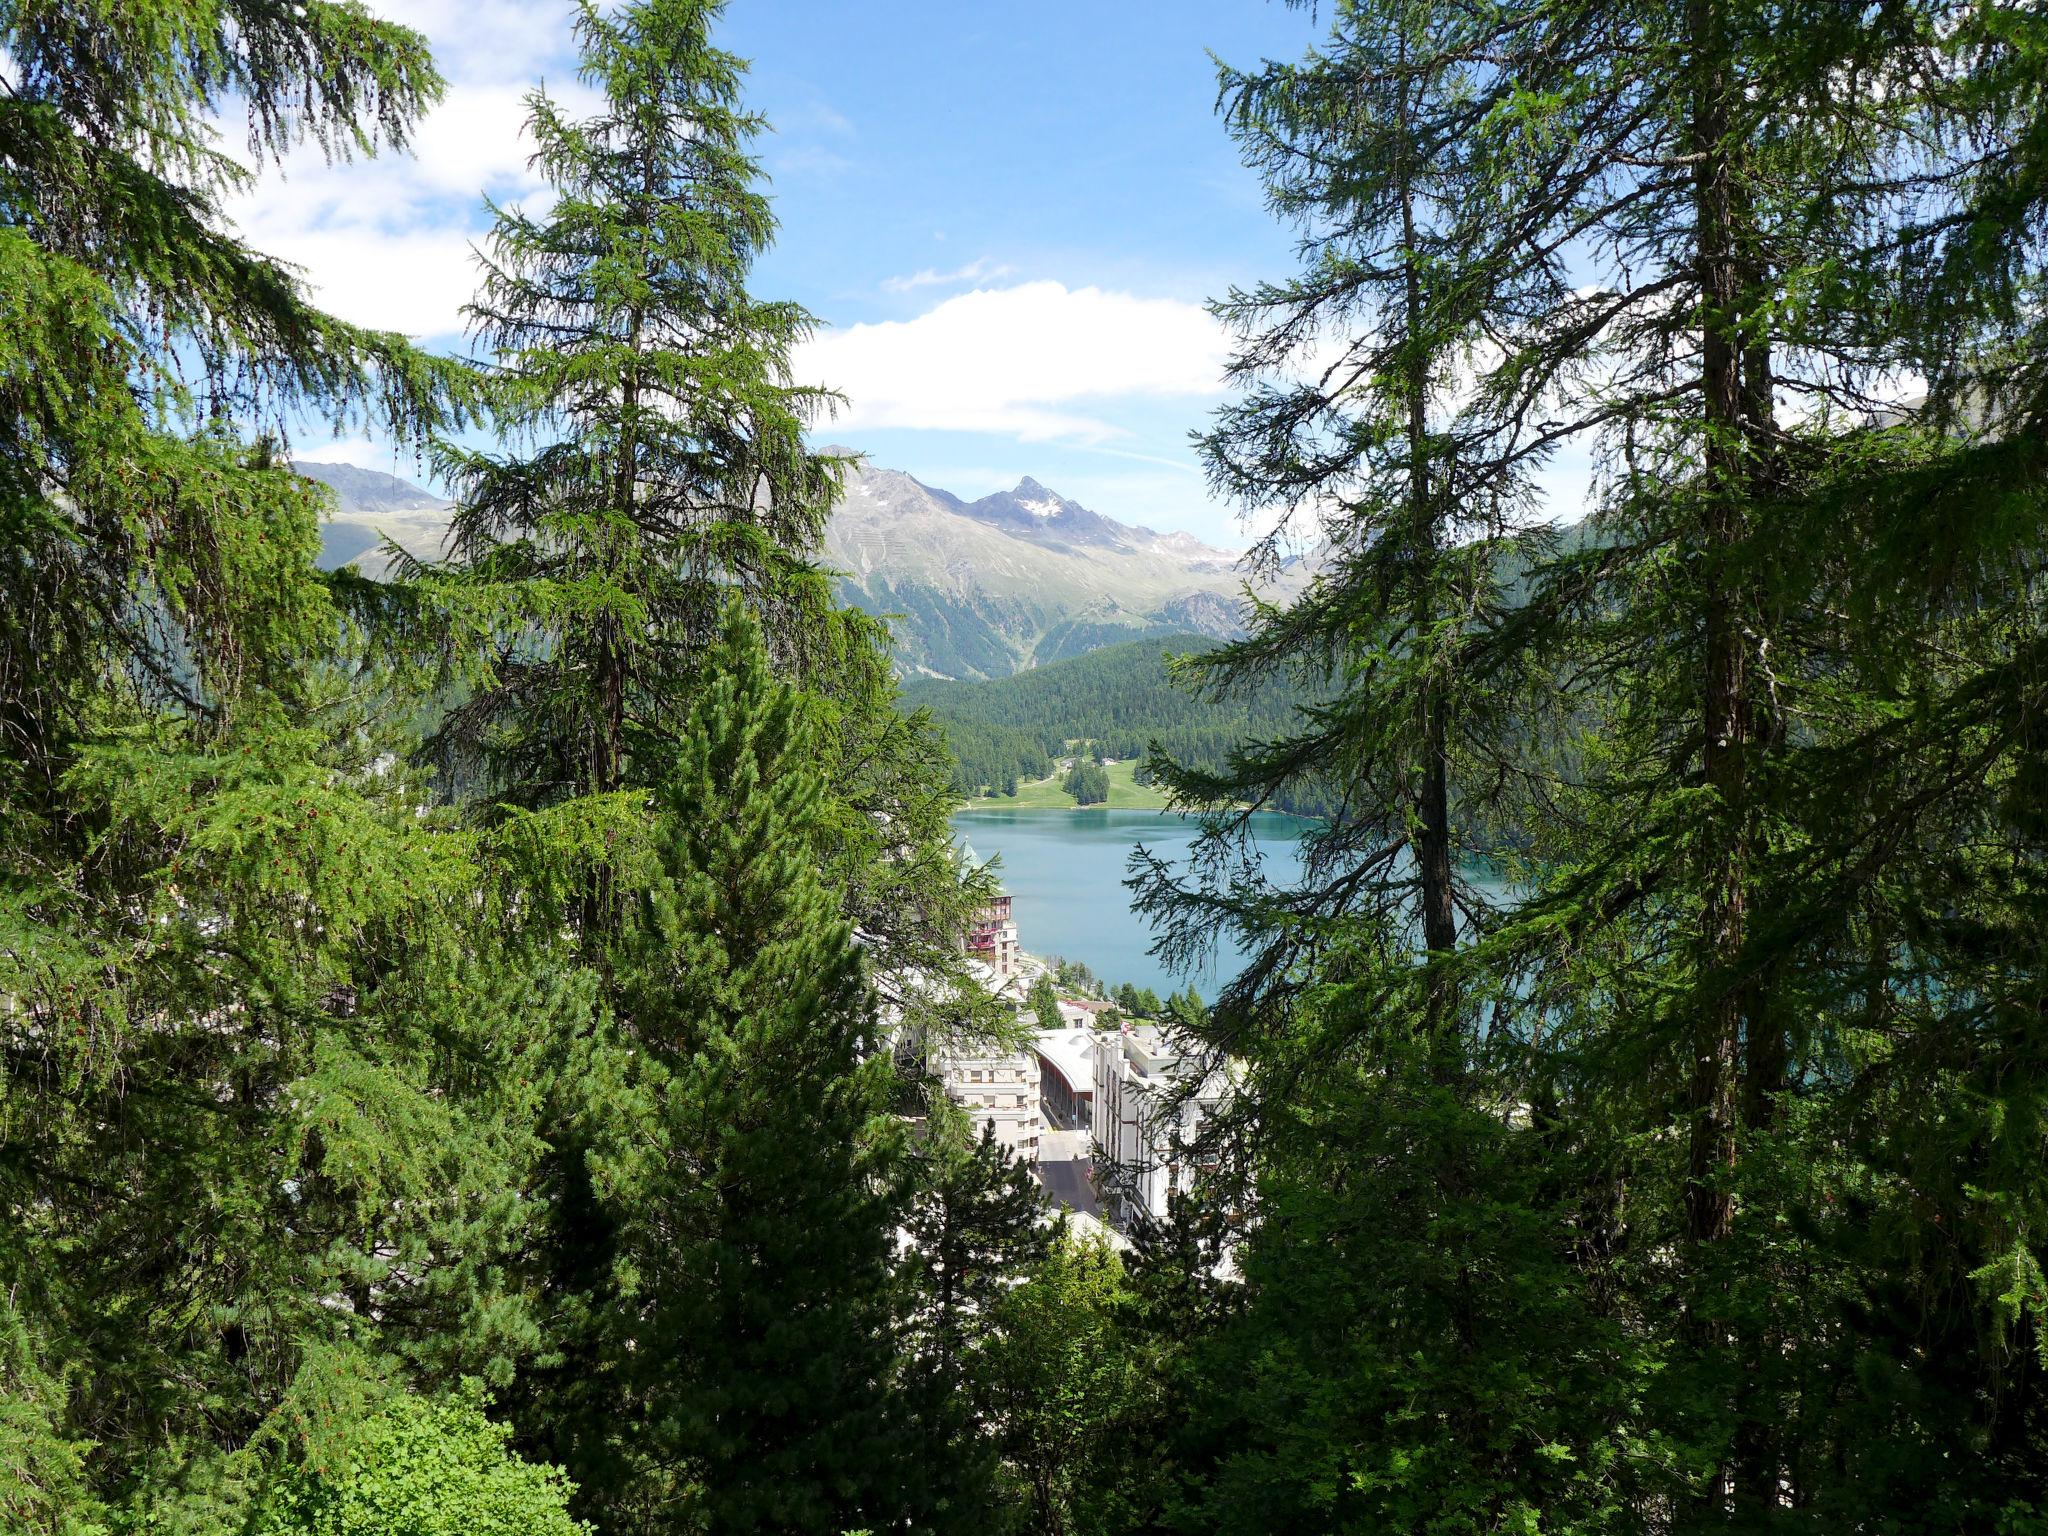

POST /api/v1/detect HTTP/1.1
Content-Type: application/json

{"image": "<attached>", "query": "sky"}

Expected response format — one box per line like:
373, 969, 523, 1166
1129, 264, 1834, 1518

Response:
241, 0, 1332, 547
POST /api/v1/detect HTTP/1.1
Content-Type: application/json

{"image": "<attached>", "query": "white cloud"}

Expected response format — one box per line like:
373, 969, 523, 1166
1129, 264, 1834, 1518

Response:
217, 5, 595, 339
290, 435, 429, 475
254, 224, 487, 338
881, 257, 1015, 294
378, 0, 575, 84
222, 73, 615, 336
802, 280, 1229, 442
789, 99, 856, 137
768, 143, 857, 179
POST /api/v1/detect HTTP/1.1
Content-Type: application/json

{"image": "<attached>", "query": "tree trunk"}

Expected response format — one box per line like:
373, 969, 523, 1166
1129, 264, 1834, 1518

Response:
1687, 0, 1746, 1258
1395, 26, 1461, 1058
1689, 0, 1763, 1522
1729, 172, 1790, 1519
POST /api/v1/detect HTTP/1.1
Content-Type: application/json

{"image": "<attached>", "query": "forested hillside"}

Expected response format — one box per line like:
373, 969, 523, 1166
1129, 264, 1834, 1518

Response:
902, 634, 1329, 812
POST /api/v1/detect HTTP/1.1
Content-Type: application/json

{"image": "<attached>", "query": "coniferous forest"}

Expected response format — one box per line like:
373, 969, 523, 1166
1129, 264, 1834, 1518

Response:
901, 635, 1328, 809
4, 1, 2047, 1534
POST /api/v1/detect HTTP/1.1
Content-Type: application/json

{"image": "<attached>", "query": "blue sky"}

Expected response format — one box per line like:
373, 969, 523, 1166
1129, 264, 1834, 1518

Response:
248, 0, 1323, 545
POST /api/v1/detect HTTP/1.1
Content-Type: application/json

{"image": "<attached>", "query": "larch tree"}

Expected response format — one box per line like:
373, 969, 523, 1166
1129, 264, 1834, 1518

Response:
418, 0, 862, 824
1136, 0, 1537, 1058
1467, 0, 2048, 1517
0, 2, 569, 1528
1124, 0, 1646, 1524
409, 6, 1005, 1501
1126, 0, 2048, 1526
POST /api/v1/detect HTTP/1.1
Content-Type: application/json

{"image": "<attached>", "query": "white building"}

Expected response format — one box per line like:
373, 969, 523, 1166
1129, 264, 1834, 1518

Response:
938, 1042, 1042, 1163
1054, 998, 1112, 1031
1092, 1023, 1227, 1230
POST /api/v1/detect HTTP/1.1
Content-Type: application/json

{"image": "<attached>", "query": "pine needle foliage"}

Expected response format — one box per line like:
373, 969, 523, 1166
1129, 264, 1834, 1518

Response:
416, 0, 867, 811
897, 1104, 1054, 1534
1, 4, 563, 1529
1130, 0, 2048, 1527
590, 602, 911, 1535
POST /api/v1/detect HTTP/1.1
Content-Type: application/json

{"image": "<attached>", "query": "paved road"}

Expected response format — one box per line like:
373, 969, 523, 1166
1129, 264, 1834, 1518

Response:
1035, 1157, 1100, 1217
1039, 1127, 1092, 1160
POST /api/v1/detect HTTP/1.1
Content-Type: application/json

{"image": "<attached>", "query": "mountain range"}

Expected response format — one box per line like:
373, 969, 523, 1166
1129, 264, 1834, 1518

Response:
298, 453, 1297, 679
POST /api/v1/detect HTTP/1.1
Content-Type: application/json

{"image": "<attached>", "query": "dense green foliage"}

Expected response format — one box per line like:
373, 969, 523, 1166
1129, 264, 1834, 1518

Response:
0, 3, 1016, 1532
250, 1391, 590, 1536
9, 0, 2047, 1531
897, 1104, 1054, 1531
581, 605, 910, 1532
1062, 758, 1111, 806
977, 1232, 1151, 1536
1028, 974, 1064, 1033
0, 3, 542, 1528
1127, 0, 2048, 1529
903, 633, 1331, 810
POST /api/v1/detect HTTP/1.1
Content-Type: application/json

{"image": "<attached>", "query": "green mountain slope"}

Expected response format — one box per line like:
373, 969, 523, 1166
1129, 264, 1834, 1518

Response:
823, 455, 1305, 678
902, 633, 1322, 810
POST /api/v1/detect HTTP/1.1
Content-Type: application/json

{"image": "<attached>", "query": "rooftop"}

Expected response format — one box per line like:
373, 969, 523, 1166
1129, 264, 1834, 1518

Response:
1033, 1027, 1099, 1093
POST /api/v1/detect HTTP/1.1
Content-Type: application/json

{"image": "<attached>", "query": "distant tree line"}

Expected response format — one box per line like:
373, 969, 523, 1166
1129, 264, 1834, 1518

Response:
905, 635, 1337, 814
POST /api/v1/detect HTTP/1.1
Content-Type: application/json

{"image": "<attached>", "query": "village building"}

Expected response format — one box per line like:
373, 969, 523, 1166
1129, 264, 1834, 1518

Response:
1031, 1025, 1099, 1131
964, 892, 1020, 982
1092, 1022, 1228, 1230
937, 1041, 1042, 1163
1053, 998, 1097, 1030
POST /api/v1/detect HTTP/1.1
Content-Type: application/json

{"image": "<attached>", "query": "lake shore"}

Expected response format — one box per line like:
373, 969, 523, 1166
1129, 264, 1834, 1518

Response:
961, 756, 1171, 811
950, 807, 1309, 996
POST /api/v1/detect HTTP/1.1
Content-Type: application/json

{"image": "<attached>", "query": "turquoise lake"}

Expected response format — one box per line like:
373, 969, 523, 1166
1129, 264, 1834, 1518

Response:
952, 808, 1310, 1000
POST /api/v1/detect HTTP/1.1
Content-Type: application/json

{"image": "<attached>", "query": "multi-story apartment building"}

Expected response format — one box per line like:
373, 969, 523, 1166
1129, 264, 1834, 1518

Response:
938, 1043, 1042, 1163
964, 893, 1019, 982
1092, 1023, 1226, 1230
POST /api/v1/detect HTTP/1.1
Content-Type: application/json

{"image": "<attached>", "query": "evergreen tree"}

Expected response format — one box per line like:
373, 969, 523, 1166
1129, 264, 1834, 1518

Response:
1126, 0, 2048, 1527
1028, 974, 1064, 1034
0, 1298, 107, 1536
410, 1, 1002, 1495
898, 1104, 1052, 1533
1062, 759, 1109, 806
1461, 0, 2048, 1516
1137, 0, 1532, 1043
595, 603, 910, 1534
418, 0, 865, 820
0, 3, 564, 1526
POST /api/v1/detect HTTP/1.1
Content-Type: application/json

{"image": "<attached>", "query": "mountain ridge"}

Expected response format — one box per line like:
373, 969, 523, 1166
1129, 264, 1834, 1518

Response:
297, 453, 1290, 679
819, 451, 1290, 677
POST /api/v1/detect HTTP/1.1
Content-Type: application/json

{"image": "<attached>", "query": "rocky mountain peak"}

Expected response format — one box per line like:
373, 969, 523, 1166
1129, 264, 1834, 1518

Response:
296, 450, 1300, 681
